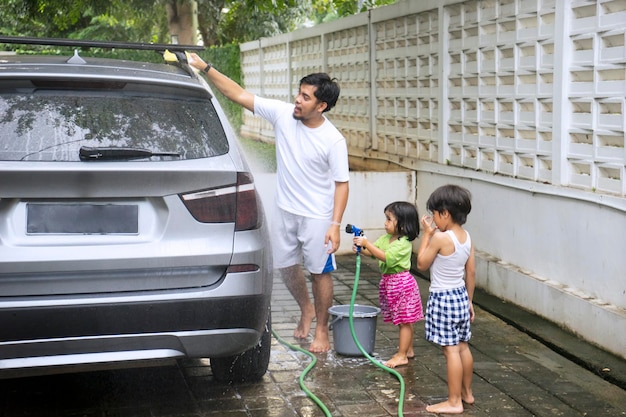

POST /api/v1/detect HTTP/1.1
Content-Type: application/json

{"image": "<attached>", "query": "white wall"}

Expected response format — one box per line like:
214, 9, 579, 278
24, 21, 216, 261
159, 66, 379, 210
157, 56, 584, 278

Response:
241, 0, 626, 197
254, 171, 416, 254
415, 164, 626, 359
254, 169, 626, 359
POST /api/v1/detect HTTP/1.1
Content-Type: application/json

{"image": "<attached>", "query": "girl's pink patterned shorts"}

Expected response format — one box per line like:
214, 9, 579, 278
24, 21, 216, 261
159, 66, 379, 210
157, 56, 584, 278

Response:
379, 270, 424, 325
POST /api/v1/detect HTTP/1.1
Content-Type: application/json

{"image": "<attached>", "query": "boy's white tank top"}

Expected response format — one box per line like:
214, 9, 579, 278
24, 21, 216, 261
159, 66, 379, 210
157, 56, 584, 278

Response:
429, 230, 471, 291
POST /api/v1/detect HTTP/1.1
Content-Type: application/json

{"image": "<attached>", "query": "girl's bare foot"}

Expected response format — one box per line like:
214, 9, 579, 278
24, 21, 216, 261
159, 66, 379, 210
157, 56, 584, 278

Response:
425, 400, 464, 414
384, 353, 409, 368
407, 348, 415, 359
294, 304, 316, 339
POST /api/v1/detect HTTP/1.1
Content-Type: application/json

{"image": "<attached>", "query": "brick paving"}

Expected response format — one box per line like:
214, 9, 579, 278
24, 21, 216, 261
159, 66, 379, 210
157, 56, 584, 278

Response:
0, 254, 624, 417
266, 254, 626, 417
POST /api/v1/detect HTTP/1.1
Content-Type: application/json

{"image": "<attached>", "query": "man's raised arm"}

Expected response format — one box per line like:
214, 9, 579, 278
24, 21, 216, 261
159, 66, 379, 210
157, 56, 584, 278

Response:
188, 53, 255, 112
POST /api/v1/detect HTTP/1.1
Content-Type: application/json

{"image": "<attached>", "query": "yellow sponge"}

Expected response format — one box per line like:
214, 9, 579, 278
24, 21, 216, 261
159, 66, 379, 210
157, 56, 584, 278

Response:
163, 49, 178, 62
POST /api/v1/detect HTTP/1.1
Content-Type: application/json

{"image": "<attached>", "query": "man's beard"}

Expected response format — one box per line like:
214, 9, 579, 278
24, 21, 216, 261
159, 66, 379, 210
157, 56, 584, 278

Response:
292, 113, 303, 121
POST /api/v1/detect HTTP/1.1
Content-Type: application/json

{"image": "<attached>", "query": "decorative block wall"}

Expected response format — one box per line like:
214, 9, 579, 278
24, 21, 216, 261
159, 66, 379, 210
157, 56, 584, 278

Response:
239, 0, 626, 197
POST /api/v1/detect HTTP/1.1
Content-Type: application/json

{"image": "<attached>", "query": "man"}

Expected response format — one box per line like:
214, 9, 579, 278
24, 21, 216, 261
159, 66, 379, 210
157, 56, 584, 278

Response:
188, 53, 349, 352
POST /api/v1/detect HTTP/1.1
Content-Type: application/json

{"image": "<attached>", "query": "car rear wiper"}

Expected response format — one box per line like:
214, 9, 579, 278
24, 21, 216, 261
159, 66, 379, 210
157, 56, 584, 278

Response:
79, 146, 181, 161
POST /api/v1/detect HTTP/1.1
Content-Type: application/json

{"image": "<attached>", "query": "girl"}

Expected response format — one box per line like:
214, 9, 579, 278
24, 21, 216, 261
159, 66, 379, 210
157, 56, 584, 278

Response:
353, 201, 423, 368
417, 184, 475, 414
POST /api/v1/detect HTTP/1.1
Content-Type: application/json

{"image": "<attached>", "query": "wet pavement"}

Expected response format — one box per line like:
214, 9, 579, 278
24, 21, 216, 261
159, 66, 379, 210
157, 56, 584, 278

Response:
0, 254, 624, 416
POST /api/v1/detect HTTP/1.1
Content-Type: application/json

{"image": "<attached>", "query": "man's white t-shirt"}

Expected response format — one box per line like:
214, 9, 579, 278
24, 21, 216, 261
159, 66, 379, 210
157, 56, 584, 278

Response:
254, 96, 350, 219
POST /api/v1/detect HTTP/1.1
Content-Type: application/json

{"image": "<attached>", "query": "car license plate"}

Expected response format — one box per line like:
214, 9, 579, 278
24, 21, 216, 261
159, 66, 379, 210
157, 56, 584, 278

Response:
27, 203, 139, 234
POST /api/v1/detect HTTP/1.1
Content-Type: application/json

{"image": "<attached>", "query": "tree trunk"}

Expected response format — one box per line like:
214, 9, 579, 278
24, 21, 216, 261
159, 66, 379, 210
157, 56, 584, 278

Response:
196, 0, 226, 47
165, 0, 198, 45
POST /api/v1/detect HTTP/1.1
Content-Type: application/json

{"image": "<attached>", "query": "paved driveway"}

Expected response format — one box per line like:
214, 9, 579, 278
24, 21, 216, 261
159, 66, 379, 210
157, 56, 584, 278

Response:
0, 255, 624, 416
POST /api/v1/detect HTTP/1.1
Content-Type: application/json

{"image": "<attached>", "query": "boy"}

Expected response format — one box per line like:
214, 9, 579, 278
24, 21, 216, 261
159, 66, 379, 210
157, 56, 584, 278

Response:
417, 184, 475, 414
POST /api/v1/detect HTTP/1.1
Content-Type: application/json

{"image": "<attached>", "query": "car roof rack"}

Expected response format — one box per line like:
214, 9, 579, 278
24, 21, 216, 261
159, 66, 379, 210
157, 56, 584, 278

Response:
0, 35, 204, 52
0, 35, 205, 74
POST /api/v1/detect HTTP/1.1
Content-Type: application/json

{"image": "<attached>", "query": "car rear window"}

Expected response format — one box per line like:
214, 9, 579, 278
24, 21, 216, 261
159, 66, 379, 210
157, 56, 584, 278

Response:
0, 80, 229, 161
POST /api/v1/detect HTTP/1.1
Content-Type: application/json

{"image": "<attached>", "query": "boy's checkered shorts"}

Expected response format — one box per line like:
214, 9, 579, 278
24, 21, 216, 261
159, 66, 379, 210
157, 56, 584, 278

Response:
425, 287, 471, 346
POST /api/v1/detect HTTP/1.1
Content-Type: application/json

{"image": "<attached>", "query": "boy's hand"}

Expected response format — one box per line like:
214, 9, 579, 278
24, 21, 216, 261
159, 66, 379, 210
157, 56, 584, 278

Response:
421, 214, 436, 234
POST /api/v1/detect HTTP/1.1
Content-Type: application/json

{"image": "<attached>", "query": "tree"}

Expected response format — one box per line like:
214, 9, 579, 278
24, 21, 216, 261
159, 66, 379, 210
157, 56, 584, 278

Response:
0, 0, 398, 47
0, 0, 167, 43
197, 0, 398, 45
165, 0, 199, 44
311, 0, 397, 25
192, 0, 311, 46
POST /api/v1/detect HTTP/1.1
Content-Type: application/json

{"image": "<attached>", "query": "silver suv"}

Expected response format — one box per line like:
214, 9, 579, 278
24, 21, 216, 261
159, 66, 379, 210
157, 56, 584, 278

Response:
0, 37, 272, 382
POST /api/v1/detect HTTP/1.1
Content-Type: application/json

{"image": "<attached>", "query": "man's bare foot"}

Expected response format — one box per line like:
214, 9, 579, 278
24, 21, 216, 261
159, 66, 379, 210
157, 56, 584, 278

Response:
425, 400, 464, 414
384, 353, 409, 368
309, 327, 330, 353
294, 304, 316, 339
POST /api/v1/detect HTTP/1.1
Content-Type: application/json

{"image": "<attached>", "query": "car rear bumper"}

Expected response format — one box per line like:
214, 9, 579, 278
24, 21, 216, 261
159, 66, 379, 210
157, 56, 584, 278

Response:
0, 327, 263, 376
0, 289, 271, 376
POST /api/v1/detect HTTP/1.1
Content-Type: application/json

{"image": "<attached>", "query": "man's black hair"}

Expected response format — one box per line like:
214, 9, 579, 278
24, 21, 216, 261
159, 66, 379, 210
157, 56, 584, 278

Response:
300, 73, 340, 112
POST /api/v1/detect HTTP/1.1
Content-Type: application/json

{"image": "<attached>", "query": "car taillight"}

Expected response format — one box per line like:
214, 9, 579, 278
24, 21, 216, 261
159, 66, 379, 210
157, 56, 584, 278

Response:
234, 172, 261, 231
180, 172, 261, 231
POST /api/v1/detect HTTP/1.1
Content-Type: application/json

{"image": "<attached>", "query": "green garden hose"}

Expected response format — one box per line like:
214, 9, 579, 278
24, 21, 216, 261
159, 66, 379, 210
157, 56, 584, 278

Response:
349, 254, 406, 417
271, 329, 332, 417
272, 253, 406, 417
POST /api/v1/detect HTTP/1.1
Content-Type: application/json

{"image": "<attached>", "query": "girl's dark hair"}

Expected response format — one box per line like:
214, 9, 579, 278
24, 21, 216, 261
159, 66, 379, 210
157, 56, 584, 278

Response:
300, 73, 340, 112
384, 201, 420, 241
426, 184, 472, 225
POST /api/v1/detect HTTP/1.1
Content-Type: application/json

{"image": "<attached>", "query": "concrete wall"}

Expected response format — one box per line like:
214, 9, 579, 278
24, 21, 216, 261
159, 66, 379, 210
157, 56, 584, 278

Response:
254, 171, 414, 253
254, 168, 625, 359
241, 0, 626, 197
414, 164, 626, 359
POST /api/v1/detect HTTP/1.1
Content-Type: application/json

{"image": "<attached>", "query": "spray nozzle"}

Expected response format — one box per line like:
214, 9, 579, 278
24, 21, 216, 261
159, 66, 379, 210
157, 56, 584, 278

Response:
345, 224, 363, 236
345, 224, 364, 253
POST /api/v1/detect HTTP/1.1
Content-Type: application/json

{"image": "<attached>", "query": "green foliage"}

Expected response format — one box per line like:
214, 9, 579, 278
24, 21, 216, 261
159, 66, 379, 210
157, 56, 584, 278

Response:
215, 0, 311, 45
69, 10, 169, 44
198, 43, 244, 130
211, 0, 397, 43
311, 0, 398, 24
0, 0, 168, 43
1, 1, 399, 48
